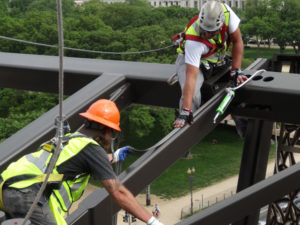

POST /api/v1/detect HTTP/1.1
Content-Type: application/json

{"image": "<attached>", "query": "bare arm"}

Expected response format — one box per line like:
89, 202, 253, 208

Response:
230, 27, 244, 70
102, 179, 152, 223
182, 63, 199, 109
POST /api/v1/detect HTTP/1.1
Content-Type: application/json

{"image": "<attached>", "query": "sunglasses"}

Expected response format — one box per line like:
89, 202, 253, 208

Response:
201, 28, 220, 35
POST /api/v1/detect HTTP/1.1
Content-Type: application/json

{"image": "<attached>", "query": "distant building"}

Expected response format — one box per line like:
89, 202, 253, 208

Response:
74, 0, 124, 5
149, 0, 246, 9
74, 0, 245, 9
74, 0, 84, 5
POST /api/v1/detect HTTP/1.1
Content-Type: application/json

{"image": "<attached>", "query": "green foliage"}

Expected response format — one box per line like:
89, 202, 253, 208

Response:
1, 0, 299, 56
0, 110, 46, 141
0, 0, 9, 16
9, 0, 76, 17
124, 105, 156, 138
125, 0, 151, 7
120, 104, 174, 149
243, 0, 300, 53
0, 88, 58, 141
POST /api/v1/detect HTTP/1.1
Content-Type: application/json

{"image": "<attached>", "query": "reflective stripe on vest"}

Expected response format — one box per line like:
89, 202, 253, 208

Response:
1, 132, 98, 212
26, 150, 51, 173
177, 3, 230, 64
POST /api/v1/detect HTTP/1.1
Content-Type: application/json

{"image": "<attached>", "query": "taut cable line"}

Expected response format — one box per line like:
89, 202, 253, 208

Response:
21, 0, 65, 224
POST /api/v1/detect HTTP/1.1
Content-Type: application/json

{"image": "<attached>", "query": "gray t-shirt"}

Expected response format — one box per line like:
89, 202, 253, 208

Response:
56, 143, 116, 181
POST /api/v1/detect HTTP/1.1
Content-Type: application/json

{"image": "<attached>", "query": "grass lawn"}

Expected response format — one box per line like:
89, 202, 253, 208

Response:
148, 125, 244, 199
243, 47, 294, 61
240, 46, 295, 69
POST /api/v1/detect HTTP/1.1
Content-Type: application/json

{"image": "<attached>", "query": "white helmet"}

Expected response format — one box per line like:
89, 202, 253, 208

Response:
199, 1, 225, 32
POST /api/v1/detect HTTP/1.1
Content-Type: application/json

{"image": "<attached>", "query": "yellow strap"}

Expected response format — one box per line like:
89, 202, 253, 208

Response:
11, 174, 64, 187
34, 174, 63, 182
0, 181, 7, 212
0, 174, 63, 212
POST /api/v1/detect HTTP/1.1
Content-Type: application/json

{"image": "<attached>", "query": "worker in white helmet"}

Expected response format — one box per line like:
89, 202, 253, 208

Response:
173, 1, 247, 137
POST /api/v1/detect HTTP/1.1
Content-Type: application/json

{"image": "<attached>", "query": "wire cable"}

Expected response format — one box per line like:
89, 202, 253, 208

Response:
213, 69, 266, 124
230, 69, 266, 91
21, 1, 65, 224
0, 34, 175, 55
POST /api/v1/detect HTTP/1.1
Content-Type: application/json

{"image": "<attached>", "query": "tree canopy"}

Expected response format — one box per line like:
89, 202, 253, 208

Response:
241, 0, 300, 53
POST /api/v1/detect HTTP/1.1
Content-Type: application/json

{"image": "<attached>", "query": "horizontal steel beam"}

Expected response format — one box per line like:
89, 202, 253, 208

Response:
231, 70, 300, 124
0, 52, 176, 94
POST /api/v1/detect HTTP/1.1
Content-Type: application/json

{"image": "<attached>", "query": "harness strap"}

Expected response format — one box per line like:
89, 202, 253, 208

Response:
0, 178, 6, 212
0, 174, 63, 212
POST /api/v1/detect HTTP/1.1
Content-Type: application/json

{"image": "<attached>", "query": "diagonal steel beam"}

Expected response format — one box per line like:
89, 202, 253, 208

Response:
66, 88, 227, 225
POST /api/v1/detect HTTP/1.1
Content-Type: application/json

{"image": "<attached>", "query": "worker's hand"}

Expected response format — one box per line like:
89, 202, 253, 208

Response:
174, 108, 193, 128
114, 146, 131, 162
147, 216, 164, 225
230, 68, 248, 86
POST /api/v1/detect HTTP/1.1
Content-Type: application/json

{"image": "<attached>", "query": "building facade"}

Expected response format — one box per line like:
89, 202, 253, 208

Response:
75, 0, 246, 9
149, 0, 246, 9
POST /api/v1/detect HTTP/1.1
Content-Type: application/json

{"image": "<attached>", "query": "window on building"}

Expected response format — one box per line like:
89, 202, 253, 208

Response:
186, 1, 188, 7
235, 1, 238, 7
242, 1, 245, 9
194, 1, 197, 8
229, 1, 231, 7
154, 2, 156, 6
159, 1, 161, 5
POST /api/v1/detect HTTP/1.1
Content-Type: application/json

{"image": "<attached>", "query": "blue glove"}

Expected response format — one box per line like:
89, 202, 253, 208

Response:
114, 146, 131, 162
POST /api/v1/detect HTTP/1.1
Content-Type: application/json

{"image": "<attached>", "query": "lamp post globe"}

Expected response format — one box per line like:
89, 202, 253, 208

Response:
187, 167, 195, 215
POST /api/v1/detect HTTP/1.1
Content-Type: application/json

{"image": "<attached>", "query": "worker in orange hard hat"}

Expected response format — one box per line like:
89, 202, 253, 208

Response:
0, 99, 164, 225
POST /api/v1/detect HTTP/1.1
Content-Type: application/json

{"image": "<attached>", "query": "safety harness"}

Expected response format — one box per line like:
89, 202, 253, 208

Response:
173, 3, 231, 63
0, 133, 95, 214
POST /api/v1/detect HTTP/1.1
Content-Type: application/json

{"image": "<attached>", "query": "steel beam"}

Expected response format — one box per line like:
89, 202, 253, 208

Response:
272, 54, 300, 73
230, 70, 300, 124
176, 162, 300, 225
1, 53, 300, 225
66, 88, 227, 225
233, 119, 273, 225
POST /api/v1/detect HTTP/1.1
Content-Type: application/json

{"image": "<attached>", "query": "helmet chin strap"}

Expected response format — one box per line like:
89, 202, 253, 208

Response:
110, 136, 116, 163
110, 131, 120, 163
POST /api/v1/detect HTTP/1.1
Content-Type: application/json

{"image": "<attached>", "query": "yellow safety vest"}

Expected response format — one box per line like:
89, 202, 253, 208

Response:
0, 132, 99, 224
176, 3, 230, 64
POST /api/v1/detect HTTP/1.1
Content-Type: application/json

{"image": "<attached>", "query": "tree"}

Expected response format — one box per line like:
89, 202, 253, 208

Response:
0, 0, 9, 16
9, 0, 35, 13
125, 0, 151, 7
9, 0, 76, 17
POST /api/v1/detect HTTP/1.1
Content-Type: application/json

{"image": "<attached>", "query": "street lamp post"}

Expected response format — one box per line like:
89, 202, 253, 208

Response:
187, 167, 195, 215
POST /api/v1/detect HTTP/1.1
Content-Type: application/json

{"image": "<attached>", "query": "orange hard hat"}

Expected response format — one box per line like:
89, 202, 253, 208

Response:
79, 99, 121, 131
